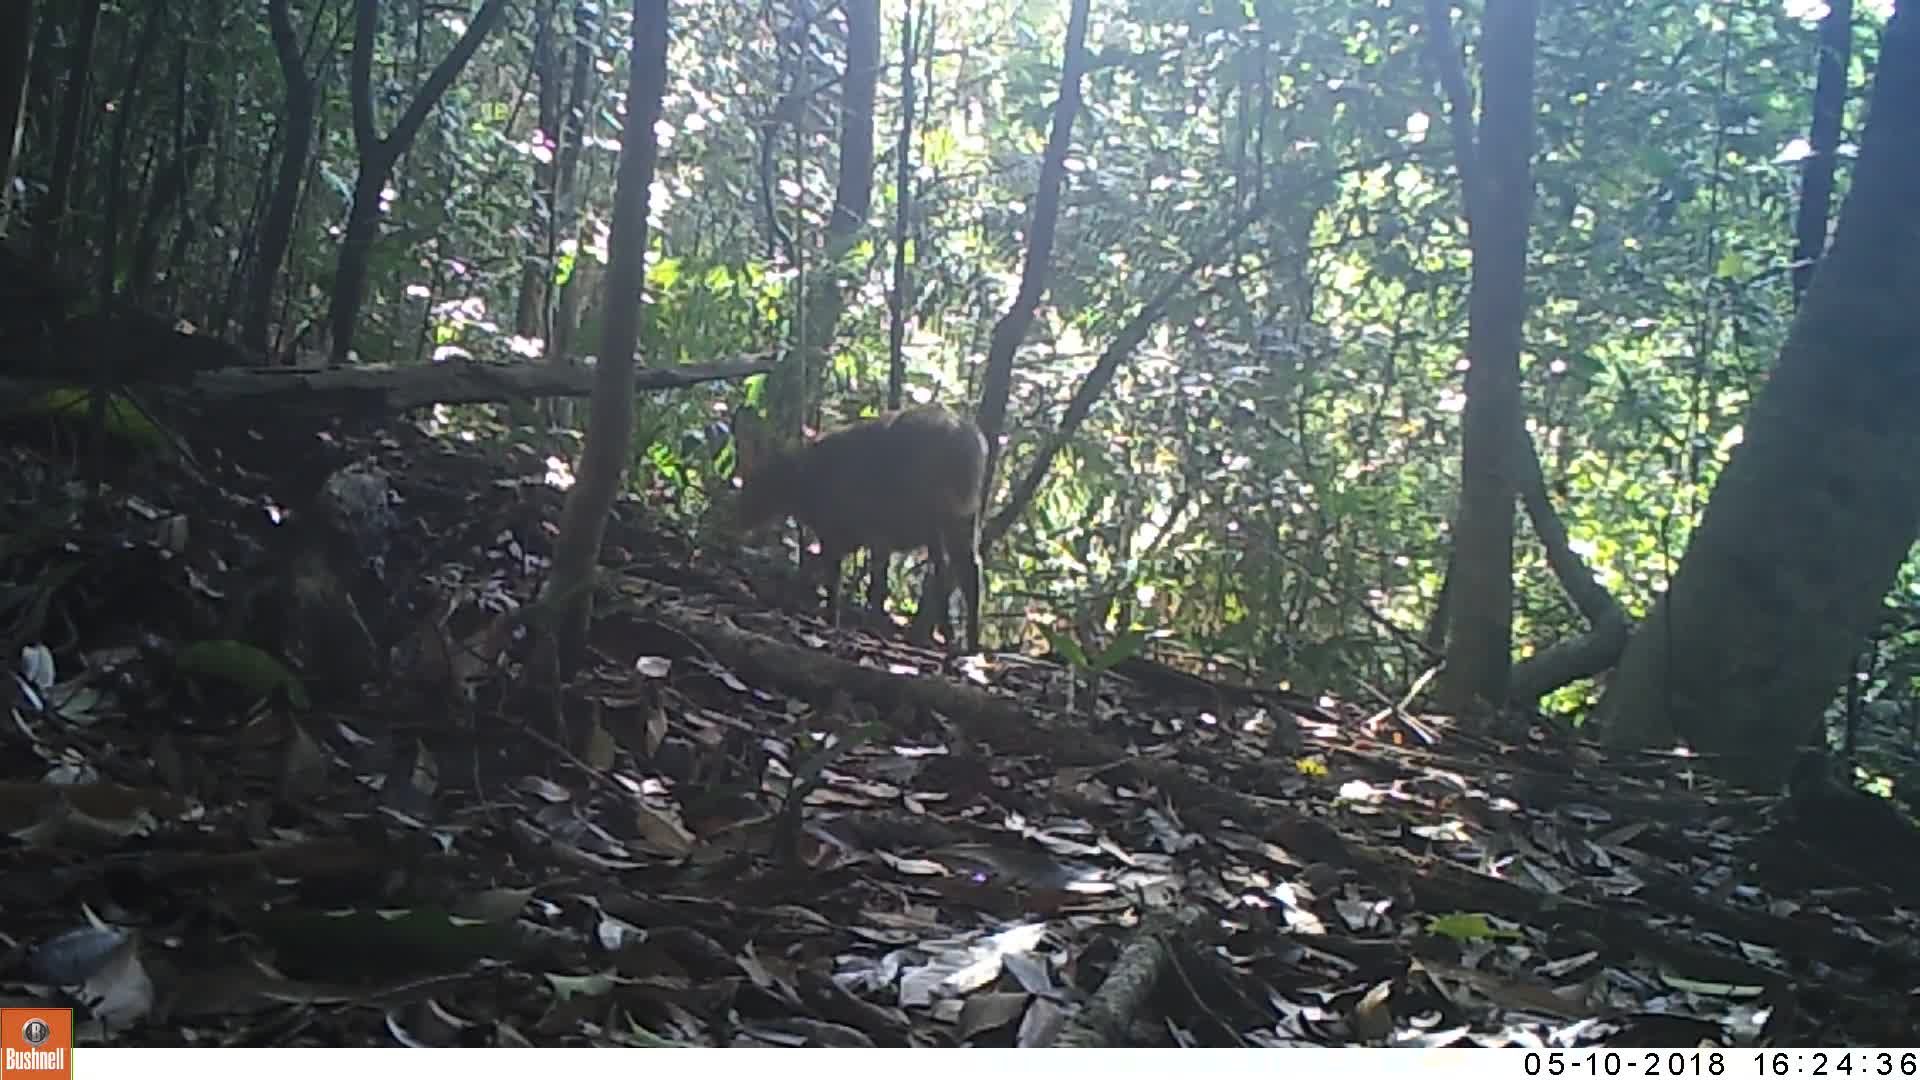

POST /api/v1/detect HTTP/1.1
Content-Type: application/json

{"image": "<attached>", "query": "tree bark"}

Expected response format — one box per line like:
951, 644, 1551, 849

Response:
1595, 2, 1920, 789
928, 0, 1086, 642
1427, 0, 1538, 711
0, 0, 33, 231
765, 0, 880, 439
326, 0, 507, 364
130, 24, 215, 305
868, 0, 920, 615
1506, 423, 1630, 701
96, 2, 168, 305
1792, 0, 1853, 305
793, 0, 880, 594
29, 0, 103, 268
21, 2, 53, 147
243, 0, 323, 357
973, 0, 1089, 488
0, 355, 764, 413
827, 0, 879, 244
547, 0, 669, 672
546, 1, 598, 371
514, 0, 561, 343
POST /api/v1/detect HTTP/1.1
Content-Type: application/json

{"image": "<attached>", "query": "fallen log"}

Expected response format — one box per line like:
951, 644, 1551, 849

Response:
1, 355, 772, 416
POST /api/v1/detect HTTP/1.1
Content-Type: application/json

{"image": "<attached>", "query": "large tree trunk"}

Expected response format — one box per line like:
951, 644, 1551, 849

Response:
1429, 0, 1538, 712
1595, 2, 1920, 789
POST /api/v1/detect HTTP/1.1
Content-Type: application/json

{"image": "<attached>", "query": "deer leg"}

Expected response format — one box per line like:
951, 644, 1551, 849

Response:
866, 546, 892, 616
817, 543, 847, 630
906, 550, 943, 646
928, 541, 955, 647
948, 515, 982, 654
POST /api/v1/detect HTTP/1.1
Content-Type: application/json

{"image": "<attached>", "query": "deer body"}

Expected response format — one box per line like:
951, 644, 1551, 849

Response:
734, 404, 987, 652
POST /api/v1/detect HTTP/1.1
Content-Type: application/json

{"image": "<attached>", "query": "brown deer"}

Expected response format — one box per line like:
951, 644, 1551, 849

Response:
732, 404, 986, 652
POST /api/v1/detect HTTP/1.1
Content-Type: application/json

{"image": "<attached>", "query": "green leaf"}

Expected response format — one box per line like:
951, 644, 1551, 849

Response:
1425, 912, 1522, 943
23, 389, 168, 450
547, 971, 619, 1000
175, 640, 310, 709
1086, 628, 1149, 673
1040, 627, 1089, 669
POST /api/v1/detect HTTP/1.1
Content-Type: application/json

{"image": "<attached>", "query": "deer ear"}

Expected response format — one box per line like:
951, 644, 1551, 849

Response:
733, 406, 767, 480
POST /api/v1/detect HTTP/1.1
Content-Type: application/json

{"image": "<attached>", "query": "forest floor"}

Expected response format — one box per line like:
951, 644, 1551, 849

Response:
1, 315, 1917, 1049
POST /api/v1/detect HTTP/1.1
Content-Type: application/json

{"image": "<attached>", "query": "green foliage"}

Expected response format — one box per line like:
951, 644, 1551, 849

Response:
1043, 626, 1149, 674
14, 0, 1896, 705
25, 389, 169, 451
174, 640, 309, 709
1426, 912, 1523, 943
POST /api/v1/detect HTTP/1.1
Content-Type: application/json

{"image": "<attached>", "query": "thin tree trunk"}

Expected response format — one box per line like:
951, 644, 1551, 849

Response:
764, 0, 880, 441
934, 0, 1088, 640
96, 1, 169, 304
1505, 425, 1630, 701
0, 0, 35, 232
22, 2, 54, 137
515, 0, 560, 343
326, 0, 507, 363
1425, 0, 1538, 711
131, 26, 215, 303
244, 0, 321, 357
30, 0, 103, 267
547, 0, 669, 673
547, 0, 599, 372
1791, 0, 1853, 304
973, 0, 1089, 488
868, 0, 920, 615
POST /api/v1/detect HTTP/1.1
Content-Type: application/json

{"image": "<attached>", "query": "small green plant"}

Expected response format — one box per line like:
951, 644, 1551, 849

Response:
1042, 625, 1148, 675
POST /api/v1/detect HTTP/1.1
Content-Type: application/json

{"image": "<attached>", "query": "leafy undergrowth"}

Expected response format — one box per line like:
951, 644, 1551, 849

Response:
1, 413, 1916, 1048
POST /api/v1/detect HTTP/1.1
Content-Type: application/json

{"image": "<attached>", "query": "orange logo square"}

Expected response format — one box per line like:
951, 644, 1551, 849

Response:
0, 1009, 71, 1080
